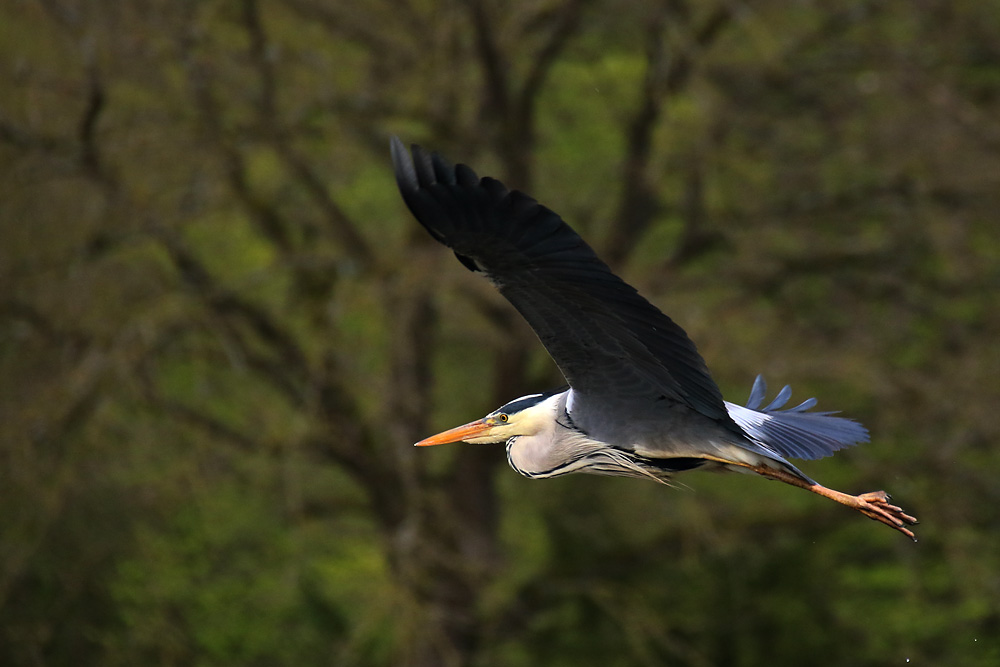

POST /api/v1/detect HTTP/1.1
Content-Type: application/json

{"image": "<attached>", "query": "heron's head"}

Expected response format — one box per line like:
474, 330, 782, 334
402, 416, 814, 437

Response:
414, 391, 561, 447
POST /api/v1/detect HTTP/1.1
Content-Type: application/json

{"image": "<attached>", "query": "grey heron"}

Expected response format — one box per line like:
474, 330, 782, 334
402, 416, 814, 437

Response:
390, 137, 917, 540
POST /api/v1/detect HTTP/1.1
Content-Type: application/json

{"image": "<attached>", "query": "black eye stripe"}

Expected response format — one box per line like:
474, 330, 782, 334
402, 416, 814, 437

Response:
490, 387, 567, 418
496, 394, 544, 415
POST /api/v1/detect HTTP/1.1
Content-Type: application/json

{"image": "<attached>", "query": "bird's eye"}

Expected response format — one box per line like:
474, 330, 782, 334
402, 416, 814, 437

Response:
498, 413, 509, 422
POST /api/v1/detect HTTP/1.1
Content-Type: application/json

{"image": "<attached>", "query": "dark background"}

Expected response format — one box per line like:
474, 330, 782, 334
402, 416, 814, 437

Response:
2, 1, 999, 665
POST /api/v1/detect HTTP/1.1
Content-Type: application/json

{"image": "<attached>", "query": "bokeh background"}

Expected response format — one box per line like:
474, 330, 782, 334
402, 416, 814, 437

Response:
2, 1, 999, 665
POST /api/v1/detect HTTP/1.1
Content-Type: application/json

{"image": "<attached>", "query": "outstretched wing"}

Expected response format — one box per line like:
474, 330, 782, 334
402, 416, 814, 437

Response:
391, 137, 736, 428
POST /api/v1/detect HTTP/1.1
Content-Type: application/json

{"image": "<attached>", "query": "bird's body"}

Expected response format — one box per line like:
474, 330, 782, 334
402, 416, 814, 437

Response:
500, 391, 725, 482
391, 137, 917, 539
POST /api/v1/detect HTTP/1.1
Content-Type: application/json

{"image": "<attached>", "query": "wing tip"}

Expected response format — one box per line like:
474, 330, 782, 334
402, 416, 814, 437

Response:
389, 135, 420, 194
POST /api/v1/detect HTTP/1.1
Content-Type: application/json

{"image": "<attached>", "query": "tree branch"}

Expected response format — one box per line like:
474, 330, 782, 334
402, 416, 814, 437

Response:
605, 1, 736, 265
186, 59, 295, 251
469, 0, 511, 126
240, 0, 375, 265
154, 227, 311, 400
515, 0, 590, 140
274, 143, 375, 265
78, 65, 109, 184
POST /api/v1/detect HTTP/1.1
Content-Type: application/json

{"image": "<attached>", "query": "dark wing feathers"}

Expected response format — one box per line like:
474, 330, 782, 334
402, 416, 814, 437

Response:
391, 137, 732, 425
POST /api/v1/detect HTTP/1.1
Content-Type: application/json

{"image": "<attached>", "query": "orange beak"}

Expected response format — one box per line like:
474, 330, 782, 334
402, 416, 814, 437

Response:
414, 418, 493, 446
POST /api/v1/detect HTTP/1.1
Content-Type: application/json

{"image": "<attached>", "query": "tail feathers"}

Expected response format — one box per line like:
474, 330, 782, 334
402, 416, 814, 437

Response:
726, 375, 869, 461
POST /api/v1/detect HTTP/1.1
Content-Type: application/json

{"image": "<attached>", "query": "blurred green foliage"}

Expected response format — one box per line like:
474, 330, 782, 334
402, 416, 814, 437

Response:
2, 0, 999, 665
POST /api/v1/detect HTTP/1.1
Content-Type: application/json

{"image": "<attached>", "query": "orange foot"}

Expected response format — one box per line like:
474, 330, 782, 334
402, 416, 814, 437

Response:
851, 490, 918, 540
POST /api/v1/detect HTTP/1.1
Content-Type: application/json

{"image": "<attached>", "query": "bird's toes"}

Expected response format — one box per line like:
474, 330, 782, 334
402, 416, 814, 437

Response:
854, 490, 919, 540
861, 491, 918, 526
858, 490, 890, 503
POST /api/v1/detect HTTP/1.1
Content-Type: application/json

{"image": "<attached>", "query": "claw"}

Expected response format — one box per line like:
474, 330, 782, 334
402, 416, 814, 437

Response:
854, 490, 918, 540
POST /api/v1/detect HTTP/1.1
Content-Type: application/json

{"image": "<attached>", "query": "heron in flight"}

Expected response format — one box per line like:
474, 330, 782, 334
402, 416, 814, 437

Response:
390, 137, 916, 540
